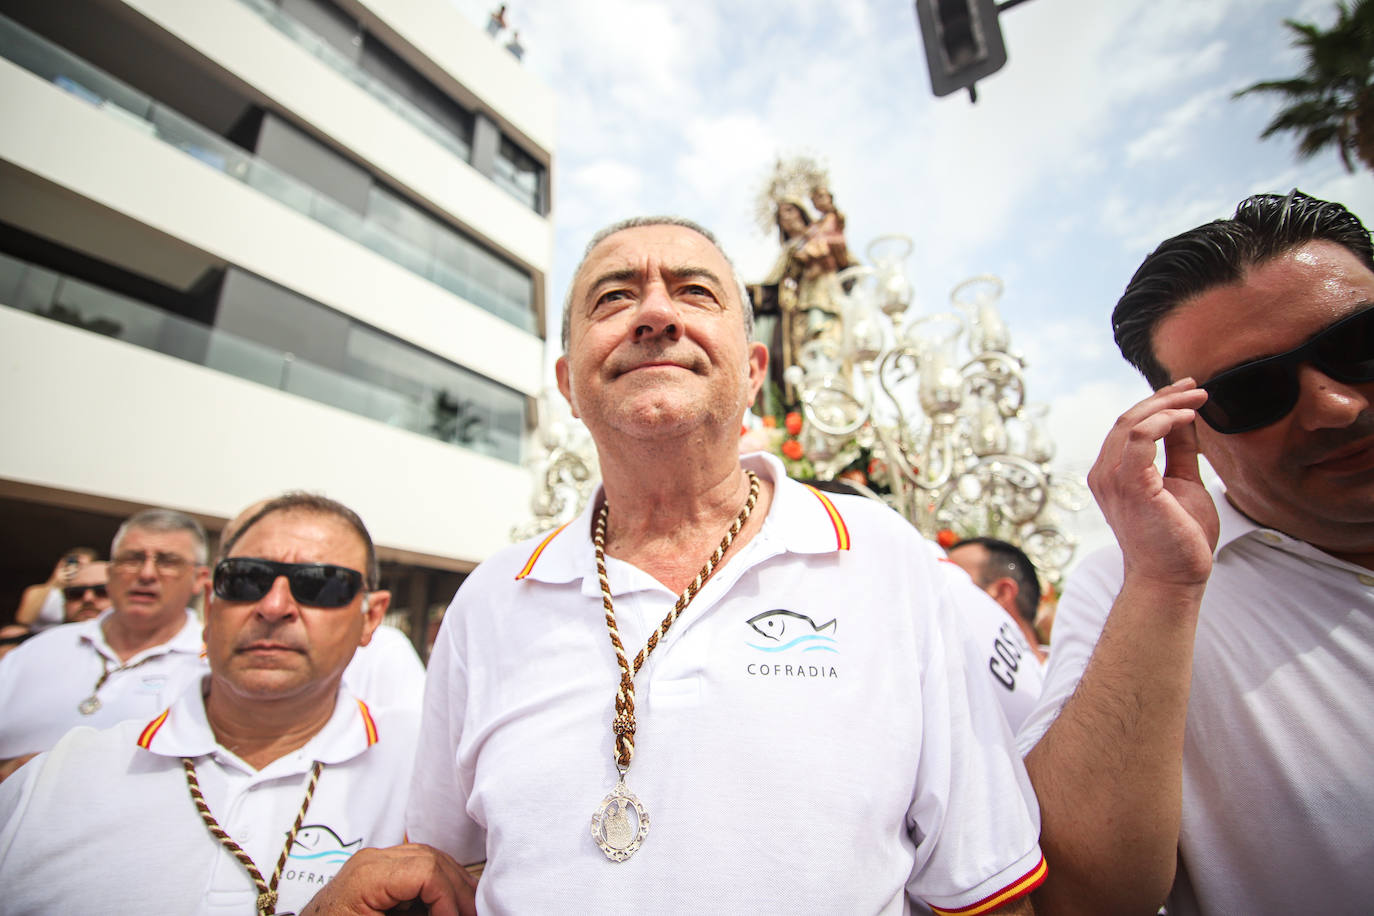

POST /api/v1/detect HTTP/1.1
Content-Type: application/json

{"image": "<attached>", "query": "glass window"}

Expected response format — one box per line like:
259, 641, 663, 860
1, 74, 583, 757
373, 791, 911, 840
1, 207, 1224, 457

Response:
493, 136, 544, 213
0, 251, 527, 463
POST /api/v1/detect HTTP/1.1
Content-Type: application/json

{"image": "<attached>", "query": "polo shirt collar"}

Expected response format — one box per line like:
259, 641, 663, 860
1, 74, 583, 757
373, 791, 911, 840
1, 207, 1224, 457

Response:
78, 609, 203, 664
135, 678, 382, 772
514, 452, 852, 590
1212, 479, 1262, 556
1211, 478, 1374, 579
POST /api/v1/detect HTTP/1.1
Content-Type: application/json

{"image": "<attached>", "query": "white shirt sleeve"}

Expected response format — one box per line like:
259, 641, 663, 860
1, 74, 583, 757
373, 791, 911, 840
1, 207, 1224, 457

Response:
907, 552, 1045, 910
1015, 545, 1124, 756
405, 594, 486, 865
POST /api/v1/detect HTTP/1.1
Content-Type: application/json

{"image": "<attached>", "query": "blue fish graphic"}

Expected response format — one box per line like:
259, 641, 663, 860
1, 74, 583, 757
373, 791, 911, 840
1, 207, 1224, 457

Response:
289, 824, 363, 863
746, 609, 838, 653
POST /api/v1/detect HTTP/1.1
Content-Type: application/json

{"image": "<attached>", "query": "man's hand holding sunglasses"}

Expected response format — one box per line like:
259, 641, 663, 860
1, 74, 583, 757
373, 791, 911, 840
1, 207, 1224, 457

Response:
1087, 377, 1221, 604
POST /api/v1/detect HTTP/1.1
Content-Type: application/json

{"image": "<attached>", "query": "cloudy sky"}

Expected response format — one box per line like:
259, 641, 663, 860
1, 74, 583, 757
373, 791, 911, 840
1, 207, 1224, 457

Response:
457, 0, 1373, 560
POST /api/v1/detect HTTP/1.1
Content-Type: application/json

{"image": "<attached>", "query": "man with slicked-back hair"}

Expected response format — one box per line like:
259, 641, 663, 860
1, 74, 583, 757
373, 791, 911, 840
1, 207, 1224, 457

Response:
1019, 191, 1374, 916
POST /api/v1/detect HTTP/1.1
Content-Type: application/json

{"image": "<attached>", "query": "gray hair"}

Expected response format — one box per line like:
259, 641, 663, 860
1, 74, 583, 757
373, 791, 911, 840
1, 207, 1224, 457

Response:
112, 509, 208, 565
560, 215, 755, 352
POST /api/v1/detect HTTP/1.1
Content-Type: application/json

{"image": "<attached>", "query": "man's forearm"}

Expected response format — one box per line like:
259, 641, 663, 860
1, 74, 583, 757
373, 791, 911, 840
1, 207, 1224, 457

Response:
1025, 577, 1204, 916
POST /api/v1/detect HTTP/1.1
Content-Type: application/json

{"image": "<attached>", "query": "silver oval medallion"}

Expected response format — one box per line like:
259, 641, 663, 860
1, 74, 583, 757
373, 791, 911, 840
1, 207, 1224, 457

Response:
78, 696, 101, 715
591, 779, 649, 861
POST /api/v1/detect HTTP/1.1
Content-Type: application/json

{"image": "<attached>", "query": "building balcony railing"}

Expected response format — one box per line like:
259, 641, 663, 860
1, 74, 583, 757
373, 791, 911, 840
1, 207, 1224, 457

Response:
0, 13, 536, 334
234, 0, 473, 162
234, 0, 543, 213
0, 251, 523, 464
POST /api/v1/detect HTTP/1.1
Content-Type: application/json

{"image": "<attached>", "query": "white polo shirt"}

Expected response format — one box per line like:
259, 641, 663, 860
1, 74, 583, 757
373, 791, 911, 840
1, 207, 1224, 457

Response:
0, 609, 207, 758
342, 624, 426, 712
409, 452, 1044, 915
0, 680, 415, 915
930, 545, 1045, 733
1017, 482, 1374, 915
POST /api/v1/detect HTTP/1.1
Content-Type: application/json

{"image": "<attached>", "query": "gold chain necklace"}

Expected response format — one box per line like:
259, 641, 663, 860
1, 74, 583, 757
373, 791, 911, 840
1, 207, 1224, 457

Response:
589, 470, 760, 862
182, 756, 323, 916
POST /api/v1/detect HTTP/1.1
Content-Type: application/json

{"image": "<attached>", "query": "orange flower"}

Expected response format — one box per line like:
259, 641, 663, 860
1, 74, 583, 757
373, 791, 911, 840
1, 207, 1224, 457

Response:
936, 528, 959, 549
761, 415, 778, 429
784, 411, 803, 436
781, 439, 804, 461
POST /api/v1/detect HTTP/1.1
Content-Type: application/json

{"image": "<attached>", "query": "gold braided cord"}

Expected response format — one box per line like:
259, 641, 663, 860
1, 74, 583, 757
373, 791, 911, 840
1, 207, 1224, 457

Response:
182, 757, 324, 916
595, 471, 760, 770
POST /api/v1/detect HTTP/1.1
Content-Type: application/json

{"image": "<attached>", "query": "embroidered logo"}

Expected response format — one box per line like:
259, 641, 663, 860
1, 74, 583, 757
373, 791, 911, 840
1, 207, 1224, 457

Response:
288, 824, 362, 867
745, 609, 838, 654
744, 609, 840, 679
281, 824, 363, 889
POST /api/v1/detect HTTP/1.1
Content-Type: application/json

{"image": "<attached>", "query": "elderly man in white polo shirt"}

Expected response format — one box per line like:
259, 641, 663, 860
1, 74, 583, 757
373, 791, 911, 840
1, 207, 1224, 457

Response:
408, 217, 1043, 914
0, 492, 418, 915
0, 508, 211, 780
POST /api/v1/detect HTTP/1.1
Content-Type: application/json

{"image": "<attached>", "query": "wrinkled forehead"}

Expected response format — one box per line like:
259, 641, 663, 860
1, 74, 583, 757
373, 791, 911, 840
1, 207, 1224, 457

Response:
118, 526, 198, 557
572, 224, 735, 301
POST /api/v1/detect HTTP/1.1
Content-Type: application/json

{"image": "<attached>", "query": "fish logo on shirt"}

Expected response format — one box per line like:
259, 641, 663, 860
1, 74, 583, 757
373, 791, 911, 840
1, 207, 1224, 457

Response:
289, 824, 363, 865
745, 609, 838, 654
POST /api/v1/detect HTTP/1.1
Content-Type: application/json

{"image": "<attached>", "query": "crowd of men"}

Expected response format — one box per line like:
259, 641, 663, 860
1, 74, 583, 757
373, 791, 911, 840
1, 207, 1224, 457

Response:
0, 188, 1369, 914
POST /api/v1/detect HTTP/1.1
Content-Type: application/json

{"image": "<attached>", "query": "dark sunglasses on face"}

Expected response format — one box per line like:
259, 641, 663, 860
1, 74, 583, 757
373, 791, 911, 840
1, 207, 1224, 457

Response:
1198, 306, 1374, 434
213, 557, 365, 608
62, 584, 108, 601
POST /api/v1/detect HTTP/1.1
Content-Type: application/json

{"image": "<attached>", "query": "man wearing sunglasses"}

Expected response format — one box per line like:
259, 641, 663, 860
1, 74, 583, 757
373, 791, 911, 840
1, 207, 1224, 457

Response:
0, 509, 209, 781
0, 492, 425, 914
1018, 191, 1374, 916
60, 561, 111, 623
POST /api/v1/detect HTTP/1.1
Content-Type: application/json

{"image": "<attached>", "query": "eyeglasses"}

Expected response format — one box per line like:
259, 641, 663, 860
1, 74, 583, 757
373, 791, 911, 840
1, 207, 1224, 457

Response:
1198, 306, 1374, 434
63, 584, 108, 601
112, 551, 193, 576
213, 558, 365, 608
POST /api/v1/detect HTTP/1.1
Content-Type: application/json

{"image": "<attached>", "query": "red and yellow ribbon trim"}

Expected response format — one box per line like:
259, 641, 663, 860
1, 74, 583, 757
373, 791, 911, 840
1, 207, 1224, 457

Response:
803, 485, 851, 551
357, 698, 379, 746
136, 708, 171, 749
930, 856, 1047, 915
514, 522, 570, 580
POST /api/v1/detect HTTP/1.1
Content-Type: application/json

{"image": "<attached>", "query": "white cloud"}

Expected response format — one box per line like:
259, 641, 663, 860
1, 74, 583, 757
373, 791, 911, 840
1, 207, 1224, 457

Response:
1125, 87, 1229, 165
1042, 368, 1151, 569
447, 0, 1374, 565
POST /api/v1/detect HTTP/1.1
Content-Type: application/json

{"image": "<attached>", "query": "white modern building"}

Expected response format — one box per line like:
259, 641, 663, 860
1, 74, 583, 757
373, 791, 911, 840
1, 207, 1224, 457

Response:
0, 0, 554, 649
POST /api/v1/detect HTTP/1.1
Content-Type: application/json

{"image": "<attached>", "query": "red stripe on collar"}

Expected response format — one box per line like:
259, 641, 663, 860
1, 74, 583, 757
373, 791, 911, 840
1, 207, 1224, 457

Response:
802, 486, 851, 550
357, 698, 379, 746
515, 522, 571, 580
135, 707, 171, 749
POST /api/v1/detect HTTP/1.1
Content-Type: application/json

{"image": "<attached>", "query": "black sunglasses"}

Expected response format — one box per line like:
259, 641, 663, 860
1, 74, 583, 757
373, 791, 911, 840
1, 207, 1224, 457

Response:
62, 584, 108, 600
213, 557, 365, 608
1198, 306, 1374, 434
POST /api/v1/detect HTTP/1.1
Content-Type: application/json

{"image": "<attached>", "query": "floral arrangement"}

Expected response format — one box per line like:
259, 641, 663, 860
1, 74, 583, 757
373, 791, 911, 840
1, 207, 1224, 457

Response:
741, 397, 965, 553
741, 392, 888, 494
